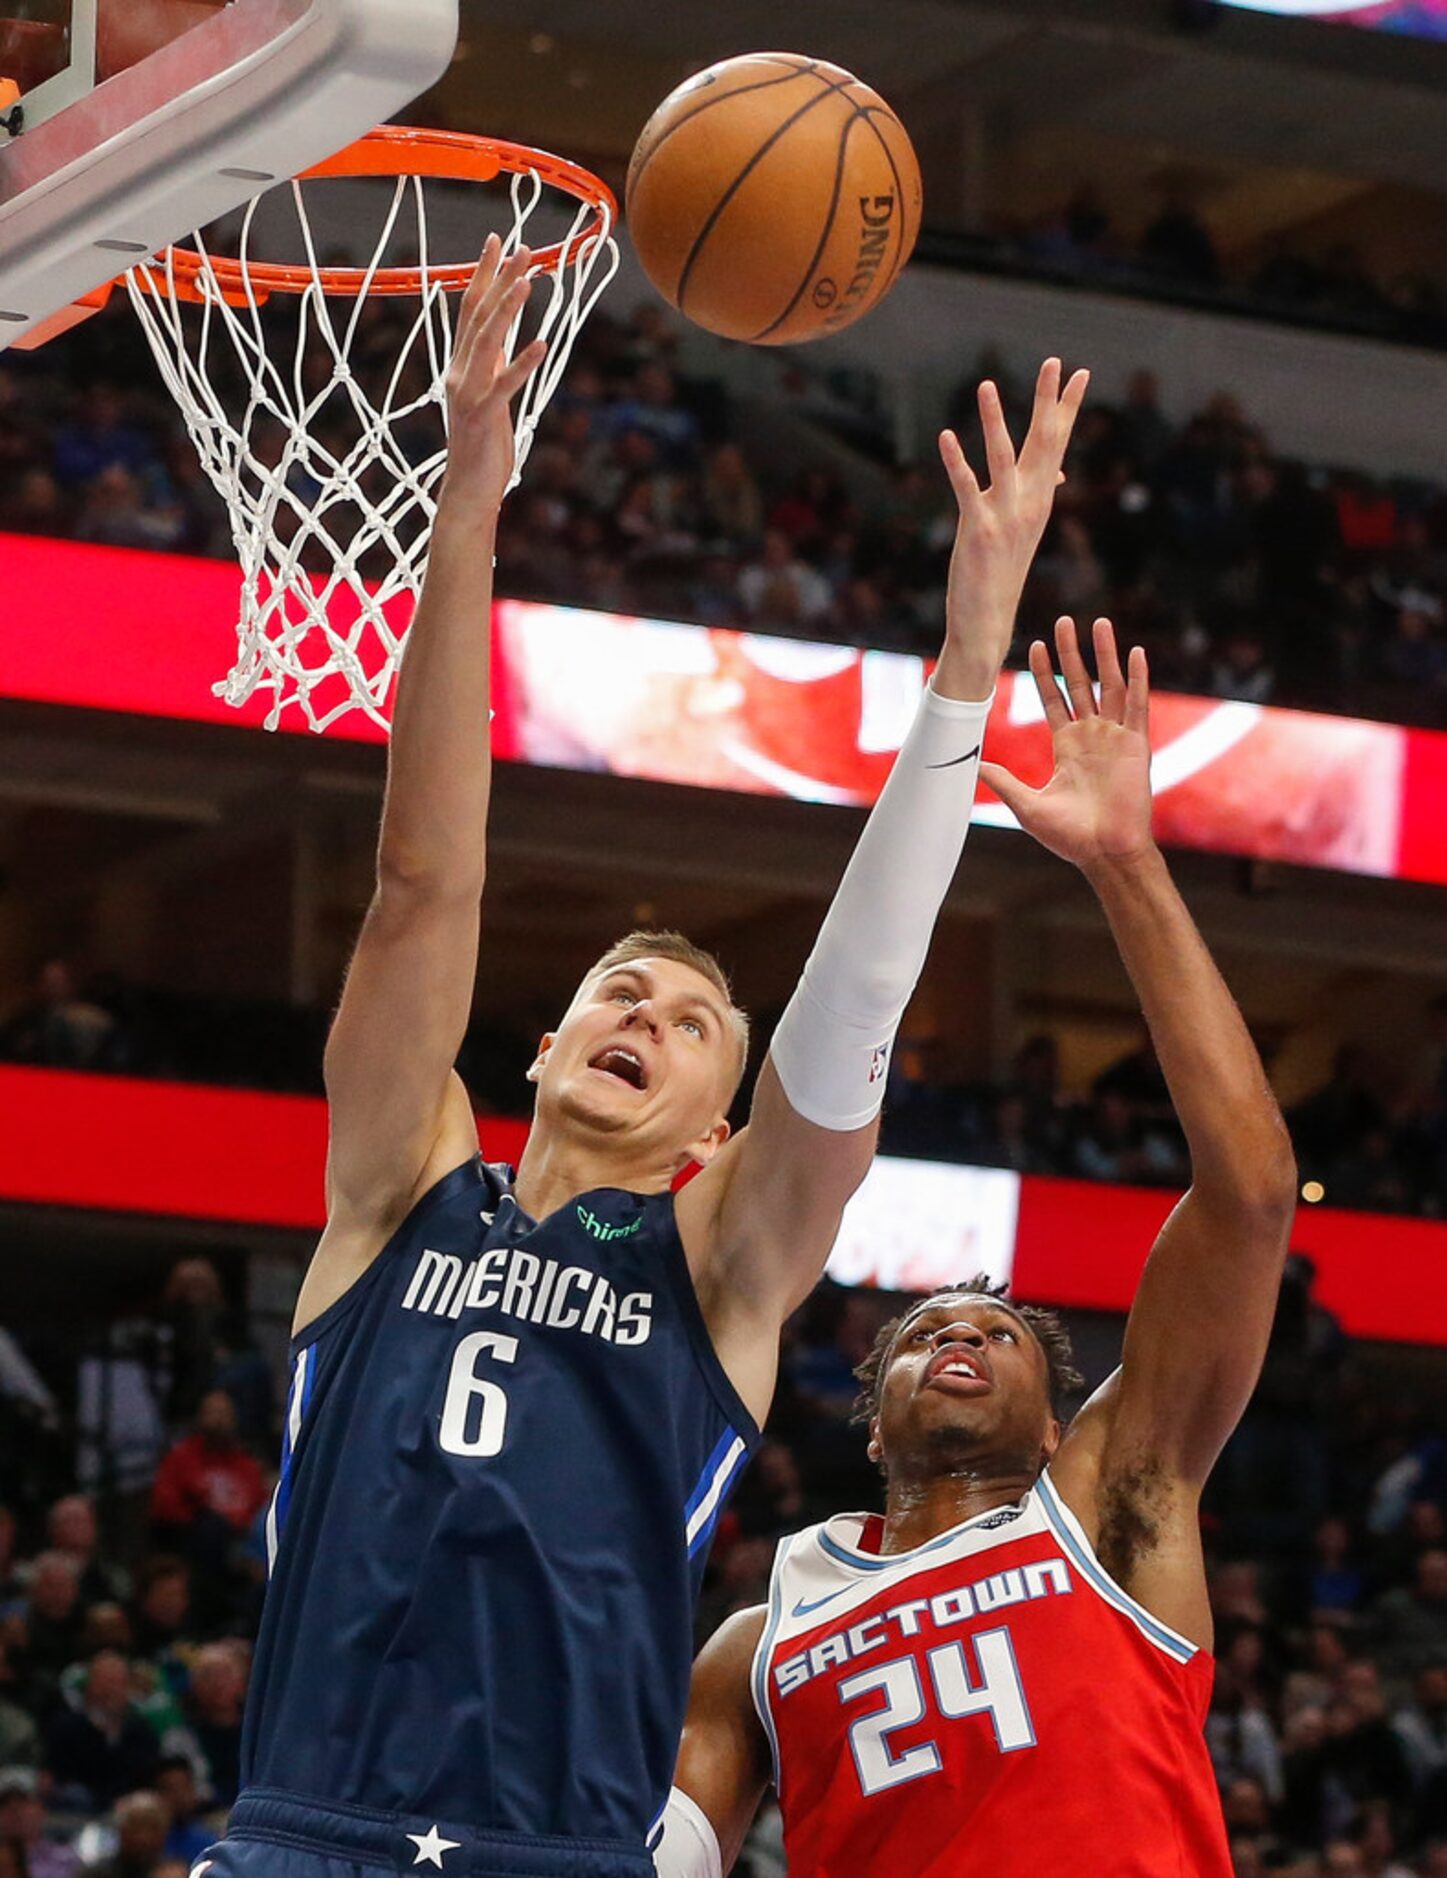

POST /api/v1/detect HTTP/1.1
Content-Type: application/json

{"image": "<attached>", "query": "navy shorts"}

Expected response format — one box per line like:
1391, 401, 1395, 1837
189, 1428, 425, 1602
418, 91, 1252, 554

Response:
202, 1790, 655, 1878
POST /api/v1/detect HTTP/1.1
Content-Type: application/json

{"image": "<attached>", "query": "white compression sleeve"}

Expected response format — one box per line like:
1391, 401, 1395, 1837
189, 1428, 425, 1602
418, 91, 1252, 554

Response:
651, 1787, 724, 1878
769, 682, 994, 1131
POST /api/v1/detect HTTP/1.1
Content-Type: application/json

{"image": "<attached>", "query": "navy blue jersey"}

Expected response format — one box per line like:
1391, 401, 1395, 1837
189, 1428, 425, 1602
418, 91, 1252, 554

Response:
242, 1157, 758, 1846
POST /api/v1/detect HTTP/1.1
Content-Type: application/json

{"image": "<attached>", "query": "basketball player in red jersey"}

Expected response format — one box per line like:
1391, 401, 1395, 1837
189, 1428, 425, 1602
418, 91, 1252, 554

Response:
653, 618, 1298, 1878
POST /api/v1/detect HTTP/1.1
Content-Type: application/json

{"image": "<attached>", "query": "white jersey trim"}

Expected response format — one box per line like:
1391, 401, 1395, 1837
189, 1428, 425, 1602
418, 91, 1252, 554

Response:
1035, 1468, 1198, 1664
749, 1534, 793, 1793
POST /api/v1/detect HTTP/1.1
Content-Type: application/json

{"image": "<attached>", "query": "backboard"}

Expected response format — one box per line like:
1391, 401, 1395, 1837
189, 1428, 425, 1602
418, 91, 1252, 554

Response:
0, 0, 459, 348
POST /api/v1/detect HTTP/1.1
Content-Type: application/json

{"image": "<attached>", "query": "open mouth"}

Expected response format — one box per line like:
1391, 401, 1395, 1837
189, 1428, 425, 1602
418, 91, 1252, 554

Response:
588, 1045, 648, 1090
925, 1345, 992, 1393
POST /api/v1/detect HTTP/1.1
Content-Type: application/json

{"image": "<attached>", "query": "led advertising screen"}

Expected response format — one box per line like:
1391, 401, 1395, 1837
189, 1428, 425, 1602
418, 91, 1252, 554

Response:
1217, 0, 1447, 41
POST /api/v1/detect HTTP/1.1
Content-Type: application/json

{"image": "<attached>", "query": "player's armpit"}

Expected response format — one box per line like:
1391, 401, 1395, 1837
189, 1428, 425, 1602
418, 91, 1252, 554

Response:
667, 1606, 772, 1877
677, 1063, 876, 1420
1049, 1371, 1215, 1650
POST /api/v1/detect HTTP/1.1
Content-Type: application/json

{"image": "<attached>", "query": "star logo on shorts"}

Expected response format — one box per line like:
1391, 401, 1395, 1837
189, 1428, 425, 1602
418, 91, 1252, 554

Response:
406, 1827, 462, 1869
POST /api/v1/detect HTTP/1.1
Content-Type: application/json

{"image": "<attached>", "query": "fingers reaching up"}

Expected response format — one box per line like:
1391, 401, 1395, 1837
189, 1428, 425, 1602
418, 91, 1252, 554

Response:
1027, 617, 1148, 732
450, 238, 546, 409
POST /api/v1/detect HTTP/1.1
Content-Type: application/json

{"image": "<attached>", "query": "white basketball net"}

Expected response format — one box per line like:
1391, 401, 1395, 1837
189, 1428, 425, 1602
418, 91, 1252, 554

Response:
125, 167, 618, 732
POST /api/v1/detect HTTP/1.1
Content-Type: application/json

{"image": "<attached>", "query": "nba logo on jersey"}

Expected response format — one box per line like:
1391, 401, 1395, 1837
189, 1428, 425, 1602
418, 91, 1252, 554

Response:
869, 1045, 889, 1084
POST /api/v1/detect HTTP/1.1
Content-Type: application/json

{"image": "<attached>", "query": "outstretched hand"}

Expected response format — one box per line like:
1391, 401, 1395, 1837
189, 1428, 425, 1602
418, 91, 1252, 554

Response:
935, 358, 1089, 700
442, 234, 548, 515
981, 617, 1155, 874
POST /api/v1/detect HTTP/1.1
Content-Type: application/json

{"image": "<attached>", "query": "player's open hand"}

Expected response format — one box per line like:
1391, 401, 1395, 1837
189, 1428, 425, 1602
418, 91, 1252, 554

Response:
935, 358, 1089, 699
442, 234, 548, 515
981, 617, 1156, 875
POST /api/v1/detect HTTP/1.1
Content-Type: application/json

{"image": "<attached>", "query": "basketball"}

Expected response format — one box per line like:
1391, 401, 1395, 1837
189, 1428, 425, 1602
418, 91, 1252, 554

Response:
625, 53, 922, 346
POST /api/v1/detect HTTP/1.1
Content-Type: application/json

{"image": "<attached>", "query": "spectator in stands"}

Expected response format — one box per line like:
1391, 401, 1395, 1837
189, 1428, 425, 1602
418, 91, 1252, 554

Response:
1120, 368, 1174, 474
736, 528, 832, 626
1291, 1047, 1385, 1174
0, 962, 116, 1072
1309, 1517, 1368, 1618
1321, 1663, 1414, 1824
172, 1645, 246, 1808
602, 364, 700, 469
149, 1392, 266, 1564
155, 1261, 227, 1431
0, 1512, 21, 1607
128, 1559, 193, 1664
0, 1768, 79, 1878
43, 1652, 159, 1810
52, 386, 158, 490
1140, 191, 1221, 286
699, 443, 764, 546
12, 1555, 84, 1707
1071, 1086, 1186, 1184
87, 1791, 169, 1878
46, 1498, 122, 1608
1369, 1550, 1447, 1683
152, 1759, 213, 1867
1394, 1662, 1447, 1796
1210, 627, 1277, 704
0, 1644, 39, 1768
0, 468, 69, 538
73, 466, 183, 554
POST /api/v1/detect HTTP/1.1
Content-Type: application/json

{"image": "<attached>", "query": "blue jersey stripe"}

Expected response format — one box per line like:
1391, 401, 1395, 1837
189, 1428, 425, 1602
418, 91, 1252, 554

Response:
685, 1436, 750, 1558
684, 1428, 738, 1523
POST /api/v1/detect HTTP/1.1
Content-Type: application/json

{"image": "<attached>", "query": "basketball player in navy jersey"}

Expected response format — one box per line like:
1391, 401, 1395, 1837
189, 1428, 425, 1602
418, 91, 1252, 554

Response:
215, 239, 1088, 1878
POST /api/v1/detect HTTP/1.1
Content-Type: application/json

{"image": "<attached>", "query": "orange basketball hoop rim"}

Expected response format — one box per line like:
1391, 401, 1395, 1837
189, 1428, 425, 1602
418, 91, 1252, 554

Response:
136, 124, 618, 306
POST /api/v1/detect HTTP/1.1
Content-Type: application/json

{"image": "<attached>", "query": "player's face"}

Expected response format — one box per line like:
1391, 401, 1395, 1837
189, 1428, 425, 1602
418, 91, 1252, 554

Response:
872, 1294, 1059, 1481
529, 958, 736, 1169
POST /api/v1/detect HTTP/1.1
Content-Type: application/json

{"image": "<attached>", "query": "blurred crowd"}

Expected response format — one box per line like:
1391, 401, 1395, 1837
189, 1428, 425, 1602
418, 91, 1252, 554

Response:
6, 957, 1447, 1225
2, 283, 1446, 729
0, 1249, 1443, 1878
989, 187, 1447, 352
881, 1009, 1447, 1223
0, 1258, 273, 1878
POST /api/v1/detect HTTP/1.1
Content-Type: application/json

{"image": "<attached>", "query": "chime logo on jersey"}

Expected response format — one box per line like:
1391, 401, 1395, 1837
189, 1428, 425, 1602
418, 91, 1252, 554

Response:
401, 1244, 654, 1345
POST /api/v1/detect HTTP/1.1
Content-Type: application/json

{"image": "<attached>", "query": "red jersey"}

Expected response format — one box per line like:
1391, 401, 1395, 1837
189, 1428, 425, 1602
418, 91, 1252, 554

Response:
752, 1470, 1231, 1877
151, 1435, 267, 1533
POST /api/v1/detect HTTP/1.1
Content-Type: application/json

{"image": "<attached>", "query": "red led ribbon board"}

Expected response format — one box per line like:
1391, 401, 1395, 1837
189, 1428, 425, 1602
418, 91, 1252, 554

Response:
3, 535, 1447, 885
3, 1066, 1445, 1347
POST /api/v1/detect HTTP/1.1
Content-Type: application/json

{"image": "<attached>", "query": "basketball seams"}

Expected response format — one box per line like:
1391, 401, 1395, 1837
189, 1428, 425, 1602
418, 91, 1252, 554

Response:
629, 60, 918, 340
625, 62, 821, 207
673, 72, 857, 316
748, 107, 863, 343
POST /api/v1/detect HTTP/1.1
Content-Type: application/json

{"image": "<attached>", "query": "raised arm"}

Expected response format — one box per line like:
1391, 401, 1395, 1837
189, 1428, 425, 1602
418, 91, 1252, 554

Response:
655, 1608, 771, 1878
295, 240, 545, 1334
681, 362, 1088, 1415
988, 618, 1297, 1641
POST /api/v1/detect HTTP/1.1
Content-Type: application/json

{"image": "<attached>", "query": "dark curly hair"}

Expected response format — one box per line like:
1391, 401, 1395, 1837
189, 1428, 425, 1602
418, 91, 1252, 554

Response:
851, 1274, 1085, 1430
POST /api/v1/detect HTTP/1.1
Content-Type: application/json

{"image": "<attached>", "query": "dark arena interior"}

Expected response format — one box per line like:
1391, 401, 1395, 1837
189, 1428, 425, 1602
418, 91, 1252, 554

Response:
1, 1, 1447, 1875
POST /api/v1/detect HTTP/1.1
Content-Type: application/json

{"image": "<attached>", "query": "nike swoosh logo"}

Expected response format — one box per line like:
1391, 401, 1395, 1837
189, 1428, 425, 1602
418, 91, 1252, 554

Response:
791, 1588, 852, 1618
926, 743, 982, 770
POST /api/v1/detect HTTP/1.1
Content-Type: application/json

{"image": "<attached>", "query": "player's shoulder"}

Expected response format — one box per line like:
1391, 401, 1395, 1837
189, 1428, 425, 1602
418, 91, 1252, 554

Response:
701, 1602, 769, 1668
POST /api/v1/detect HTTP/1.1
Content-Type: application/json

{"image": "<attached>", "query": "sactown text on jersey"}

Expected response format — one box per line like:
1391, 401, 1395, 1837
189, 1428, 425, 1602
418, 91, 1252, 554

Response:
774, 1556, 1072, 1696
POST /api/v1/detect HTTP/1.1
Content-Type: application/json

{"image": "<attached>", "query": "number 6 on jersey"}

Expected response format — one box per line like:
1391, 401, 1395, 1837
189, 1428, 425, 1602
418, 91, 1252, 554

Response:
439, 1331, 519, 1457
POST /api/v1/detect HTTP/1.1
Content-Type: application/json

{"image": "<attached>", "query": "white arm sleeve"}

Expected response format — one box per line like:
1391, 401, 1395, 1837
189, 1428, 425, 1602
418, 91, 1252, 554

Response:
768, 682, 994, 1131
651, 1786, 724, 1878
